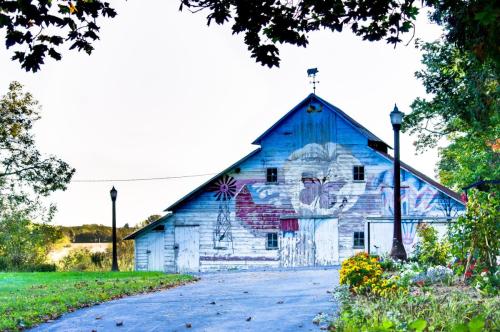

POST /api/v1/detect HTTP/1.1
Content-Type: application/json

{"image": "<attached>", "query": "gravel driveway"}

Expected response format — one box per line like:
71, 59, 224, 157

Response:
30, 268, 339, 332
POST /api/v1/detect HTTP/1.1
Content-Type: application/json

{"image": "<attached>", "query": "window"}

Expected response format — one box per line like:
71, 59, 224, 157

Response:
266, 233, 278, 249
353, 166, 365, 181
353, 231, 365, 248
266, 168, 278, 183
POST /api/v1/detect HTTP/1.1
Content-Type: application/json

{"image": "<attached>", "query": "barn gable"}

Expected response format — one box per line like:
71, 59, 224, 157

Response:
130, 94, 465, 272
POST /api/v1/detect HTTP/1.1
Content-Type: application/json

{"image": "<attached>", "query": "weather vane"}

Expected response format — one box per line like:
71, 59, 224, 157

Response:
307, 68, 319, 94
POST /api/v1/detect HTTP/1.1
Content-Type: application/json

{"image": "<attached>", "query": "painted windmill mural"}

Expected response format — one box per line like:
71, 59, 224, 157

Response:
210, 175, 237, 251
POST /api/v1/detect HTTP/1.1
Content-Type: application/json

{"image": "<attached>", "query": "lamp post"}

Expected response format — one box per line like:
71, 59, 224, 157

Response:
110, 186, 119, 271
389, 105, 407, 261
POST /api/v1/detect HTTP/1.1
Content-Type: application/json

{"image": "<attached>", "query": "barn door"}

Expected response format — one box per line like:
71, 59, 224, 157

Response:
147, 231, 165, 271
280, 219, 315, 267
314, 218, 339, 265
280, 218, 338, 267
175, 226, 200, 273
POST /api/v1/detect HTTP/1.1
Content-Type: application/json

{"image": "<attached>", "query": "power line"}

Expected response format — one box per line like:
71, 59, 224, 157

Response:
72, 172, 217, 183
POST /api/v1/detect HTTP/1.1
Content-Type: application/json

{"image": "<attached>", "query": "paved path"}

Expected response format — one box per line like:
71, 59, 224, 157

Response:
31, 268, 339, 332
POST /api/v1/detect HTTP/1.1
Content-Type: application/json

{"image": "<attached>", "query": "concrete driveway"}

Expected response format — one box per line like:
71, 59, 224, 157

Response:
31, 268, 339, 332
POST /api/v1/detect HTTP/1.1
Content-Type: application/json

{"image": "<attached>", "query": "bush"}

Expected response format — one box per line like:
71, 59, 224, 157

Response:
331, 287, 499, 331
17, 263, 57, 272
0, 256, 8, 271
340, 252, 383, 291
59, 248, 96, 271
340, 252, 402, 297
449, 190, 499, 276
426, 266, 454, 284
413, 224, 450, 266
0, 210, 62, 271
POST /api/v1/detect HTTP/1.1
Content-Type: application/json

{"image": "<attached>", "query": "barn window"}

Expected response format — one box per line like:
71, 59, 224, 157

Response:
266, 168, 278, 183
266, 233, 278, 249
353, 166, 365, 181
353, 231, 365, 248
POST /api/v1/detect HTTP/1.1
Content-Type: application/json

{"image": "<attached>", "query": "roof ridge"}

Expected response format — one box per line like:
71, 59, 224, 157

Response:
252, 94, 390, 147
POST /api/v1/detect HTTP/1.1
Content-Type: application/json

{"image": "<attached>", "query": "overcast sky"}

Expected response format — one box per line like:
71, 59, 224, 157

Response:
0, 1, 444, 227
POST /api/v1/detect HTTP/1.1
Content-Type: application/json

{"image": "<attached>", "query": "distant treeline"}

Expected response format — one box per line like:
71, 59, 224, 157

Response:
60, 224, 137, 243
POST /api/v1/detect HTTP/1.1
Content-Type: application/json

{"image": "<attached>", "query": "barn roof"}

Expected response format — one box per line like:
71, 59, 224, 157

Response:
159, 94, 462, 213
164, 147, 261, 212
252, 93, 391, 149
123, 213, 173, 240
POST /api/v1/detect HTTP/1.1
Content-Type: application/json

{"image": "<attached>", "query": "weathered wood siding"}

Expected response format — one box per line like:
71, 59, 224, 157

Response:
136, 95, 465, 272
134, 219, 176, 272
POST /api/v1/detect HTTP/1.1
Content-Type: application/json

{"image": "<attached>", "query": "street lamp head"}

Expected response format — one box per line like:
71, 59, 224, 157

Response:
390, 104, 404, 126
110, 186, 117, 201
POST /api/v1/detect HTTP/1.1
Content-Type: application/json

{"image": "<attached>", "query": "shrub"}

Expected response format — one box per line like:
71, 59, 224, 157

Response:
24, 263, 57, 272
340, 252, 383, 291
473, 270, 499, 296
449, 190, 499, 276
331, 289, 499, 331
426, 265, 454, 284
413, 224, 450, 266
0, 210, 62, 271
340, 252, 403, 297
58, 248, 97, 271
0, 256, 8, 271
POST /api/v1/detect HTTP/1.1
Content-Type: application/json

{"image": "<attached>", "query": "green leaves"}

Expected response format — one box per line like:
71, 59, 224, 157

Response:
468, 315, 486, 332
2, 1, 117, 72
409, 318, 427, 332
403, 40, 499, 190
180, 0, 421, 68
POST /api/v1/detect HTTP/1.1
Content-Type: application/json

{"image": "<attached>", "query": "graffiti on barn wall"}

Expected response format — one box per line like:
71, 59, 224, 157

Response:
210, 175, 236, 250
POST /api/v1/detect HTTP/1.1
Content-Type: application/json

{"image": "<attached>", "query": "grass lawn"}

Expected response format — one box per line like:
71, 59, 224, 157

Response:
0, 271, 195, 331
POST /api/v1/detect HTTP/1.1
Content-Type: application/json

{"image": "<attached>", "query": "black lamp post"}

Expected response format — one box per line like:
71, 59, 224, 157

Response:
110, 186, 119, 271
389, 105, 407, 261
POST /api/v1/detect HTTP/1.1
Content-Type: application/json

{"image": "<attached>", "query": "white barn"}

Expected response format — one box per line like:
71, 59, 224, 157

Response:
124, 94, 464, 272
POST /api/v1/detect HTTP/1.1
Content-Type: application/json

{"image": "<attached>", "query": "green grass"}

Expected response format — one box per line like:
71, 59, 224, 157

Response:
0, 271, 195, 331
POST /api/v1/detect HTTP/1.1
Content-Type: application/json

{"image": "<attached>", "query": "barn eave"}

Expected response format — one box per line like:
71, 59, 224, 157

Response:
164, 147, 262, 212
123, 213, 173, 240
375, 151, 465, 205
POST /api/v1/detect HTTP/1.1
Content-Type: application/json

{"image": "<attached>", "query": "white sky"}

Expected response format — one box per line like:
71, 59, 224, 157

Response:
0, 1, 444, 227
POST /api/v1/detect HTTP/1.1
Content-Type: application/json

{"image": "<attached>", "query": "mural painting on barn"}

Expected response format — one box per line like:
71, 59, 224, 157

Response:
208, 141, 463, 256
209, 175, 237, 251
375, 169, 463, 248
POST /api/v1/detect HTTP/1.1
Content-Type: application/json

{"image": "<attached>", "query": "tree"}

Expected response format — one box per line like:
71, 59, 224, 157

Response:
136, 214, 162, 228
0, 82, 75, 208
449, 190, 499, 276
402, 41, 498, 189
0, 205, 62, 270
2, 1, 498, 72
0, 0, 116, 72
180, 0, 499, 68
